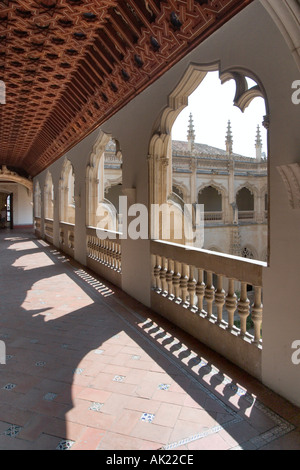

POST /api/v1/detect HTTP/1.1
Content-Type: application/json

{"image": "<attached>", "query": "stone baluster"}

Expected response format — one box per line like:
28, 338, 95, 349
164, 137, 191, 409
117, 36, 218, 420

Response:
87, 236, 91, 257
96, 237, 101, 261
159, 256, 168, 294
238, 282, 250, 337
108, 240, 113, 267
187, 265, 197, 310
251, 286, 263, 345
117, 242, 122, 272
104, 240, 109, 265
92, 237, 98, 260
204, 271, 215, 319
180, 263, 189, 304
166, 258, 174, 299
153, 255, 162, 292
225, 279, 237, 330
100, 238, 105, 263
215, 274, 225, 325
172, 261, 181, 302
111, 241, 116, 269
196, 268, 205, 313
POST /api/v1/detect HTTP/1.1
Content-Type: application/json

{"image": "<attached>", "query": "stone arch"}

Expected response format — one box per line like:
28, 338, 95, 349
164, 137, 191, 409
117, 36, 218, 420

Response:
0, 166, 33, 192
261, 0, 300, 72
86, 130, 112, 227
149, 61, 269, 246
59, 159, 75, 224
86, 130, 122, 229
235, 182, 259, 198
198, 185, 223, 213
34, 181, 42, 219
236, 186, 255, 212
172, 180, 188, 203
44, 171, 54, 220
219, 69, 268, 115
149, 62, 219, 208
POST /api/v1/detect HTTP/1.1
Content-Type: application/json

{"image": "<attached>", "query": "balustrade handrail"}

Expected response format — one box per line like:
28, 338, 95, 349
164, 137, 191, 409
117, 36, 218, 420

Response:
204, 211, 223, 221
59, 221, 75, 228
151, 239, 265, 286
86, 226, 122, 239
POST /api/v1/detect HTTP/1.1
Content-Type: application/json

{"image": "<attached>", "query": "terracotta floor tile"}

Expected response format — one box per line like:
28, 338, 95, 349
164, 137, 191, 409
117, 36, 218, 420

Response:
130, 421, 172, 445
187, 432, 231, 450
70, 427, 106, 450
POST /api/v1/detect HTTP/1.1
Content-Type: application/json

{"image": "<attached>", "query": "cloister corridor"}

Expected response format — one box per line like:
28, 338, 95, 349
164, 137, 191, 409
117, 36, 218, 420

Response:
0, 229, 299, 451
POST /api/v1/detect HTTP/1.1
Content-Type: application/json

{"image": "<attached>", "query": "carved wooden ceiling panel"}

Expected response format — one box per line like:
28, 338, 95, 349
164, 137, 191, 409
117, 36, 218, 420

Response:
0, 0, 253, 177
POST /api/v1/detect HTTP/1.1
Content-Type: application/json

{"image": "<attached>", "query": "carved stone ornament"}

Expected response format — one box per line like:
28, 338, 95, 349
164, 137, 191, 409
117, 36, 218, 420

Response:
277, 163, 300, 209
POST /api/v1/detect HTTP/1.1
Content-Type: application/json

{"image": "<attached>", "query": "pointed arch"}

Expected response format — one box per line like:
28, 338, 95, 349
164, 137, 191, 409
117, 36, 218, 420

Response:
86, 129, 122, 229
34, 181, 42, 219
59, 159, 75, 224
44, 171, 54, 220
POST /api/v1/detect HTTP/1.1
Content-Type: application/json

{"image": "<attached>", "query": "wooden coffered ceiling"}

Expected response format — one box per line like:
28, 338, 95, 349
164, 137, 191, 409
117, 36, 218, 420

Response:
0, 0, 253, 177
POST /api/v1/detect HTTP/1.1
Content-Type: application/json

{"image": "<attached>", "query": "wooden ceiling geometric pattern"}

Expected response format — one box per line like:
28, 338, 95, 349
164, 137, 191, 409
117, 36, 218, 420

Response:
0, 0, 253, 177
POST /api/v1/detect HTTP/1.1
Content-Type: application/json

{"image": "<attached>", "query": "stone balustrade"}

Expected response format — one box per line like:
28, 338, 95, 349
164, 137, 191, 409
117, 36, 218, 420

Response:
86, 226, 122, 288
204, 211, 223, 222
151, 239, 265, 379
34, 217, 41, 237
238, 210, 255, 221
44, 219, 53, 242
59, 222, 75, 257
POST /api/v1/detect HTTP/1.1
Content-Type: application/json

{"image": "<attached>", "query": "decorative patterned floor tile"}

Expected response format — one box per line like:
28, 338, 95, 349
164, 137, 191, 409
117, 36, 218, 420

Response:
35, 361, 46, 367
43, 392, 57, 401
2, 383, 16, 391
140, 413, 155, 423
94, 349, 104, 355
56, 439, 75, 450
3, 425, 22, 438
113, 375, 125, 382
158, 383, 170, 391
89, 402, 104, 412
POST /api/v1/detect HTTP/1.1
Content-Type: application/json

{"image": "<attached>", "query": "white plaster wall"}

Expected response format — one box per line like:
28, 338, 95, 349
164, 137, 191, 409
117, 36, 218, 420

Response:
17, 185, 33, 226
0, 182, 33, 226
34, 1, 300, 405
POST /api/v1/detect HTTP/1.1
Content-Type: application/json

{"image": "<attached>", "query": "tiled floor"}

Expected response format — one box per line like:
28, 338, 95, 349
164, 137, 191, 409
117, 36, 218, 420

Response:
0, 229, 299, 450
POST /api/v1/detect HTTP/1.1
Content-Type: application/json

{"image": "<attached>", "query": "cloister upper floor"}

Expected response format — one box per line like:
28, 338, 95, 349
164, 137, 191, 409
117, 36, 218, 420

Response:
3, 1, 300, 409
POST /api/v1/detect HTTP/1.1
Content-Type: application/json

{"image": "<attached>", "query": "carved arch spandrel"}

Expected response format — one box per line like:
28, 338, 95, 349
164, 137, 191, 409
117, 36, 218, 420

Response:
220, 70, 267, 114
277, 163, 300, 209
